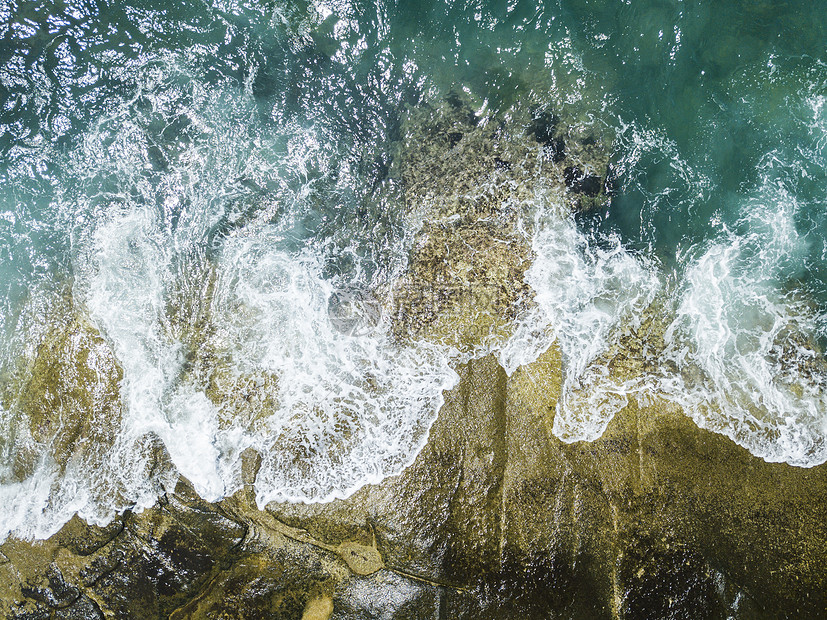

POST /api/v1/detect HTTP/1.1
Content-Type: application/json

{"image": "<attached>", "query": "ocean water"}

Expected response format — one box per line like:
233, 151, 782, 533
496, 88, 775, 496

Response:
1, 0, 826, 539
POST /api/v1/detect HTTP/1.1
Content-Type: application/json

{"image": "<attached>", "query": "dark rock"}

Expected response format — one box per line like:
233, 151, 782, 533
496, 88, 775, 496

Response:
580, 173, 603, 196
53, 595, 103, 620
20, 565, 80, 609
79, 552, 122, 588
528, 108, 559, 145
446, 91, 478, 126
53, 516, 124, 558
564, 165, 603, 197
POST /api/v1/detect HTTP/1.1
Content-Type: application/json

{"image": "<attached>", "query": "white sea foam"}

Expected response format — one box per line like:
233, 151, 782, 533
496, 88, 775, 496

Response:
77, 210, 457, 508
499, 196, 661, 441
660, 176, 827, 467
500, 107, 827, 465
211, 234, 456, 503
0, 460, 60, 541
645, 91, 827, 467
0, 55, 462, 542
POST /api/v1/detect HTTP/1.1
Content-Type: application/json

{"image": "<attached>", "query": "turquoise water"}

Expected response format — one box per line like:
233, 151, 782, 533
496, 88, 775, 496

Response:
2, 0, 827, 538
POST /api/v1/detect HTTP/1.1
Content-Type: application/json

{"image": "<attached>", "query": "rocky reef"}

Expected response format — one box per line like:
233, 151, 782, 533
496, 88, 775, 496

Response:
389, 94, 610, 352
2, 349, 826, 618
1, 96, 825, 619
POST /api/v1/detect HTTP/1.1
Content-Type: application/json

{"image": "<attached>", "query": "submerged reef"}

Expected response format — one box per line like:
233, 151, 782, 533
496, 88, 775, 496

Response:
1, 96, 825, 619
389, 94, 610, 351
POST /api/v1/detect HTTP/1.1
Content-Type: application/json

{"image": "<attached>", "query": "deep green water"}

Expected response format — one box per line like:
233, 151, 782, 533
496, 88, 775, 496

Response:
2, 0, 827, 538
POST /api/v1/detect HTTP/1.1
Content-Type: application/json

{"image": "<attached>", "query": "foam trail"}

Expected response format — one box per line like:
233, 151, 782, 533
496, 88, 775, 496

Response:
499, 198, 661, 441
67, 58, 456, 511
662, 178, 827, 466
0, 451, 59, 542
0, 55, 460, 541
211, 233, 457, 504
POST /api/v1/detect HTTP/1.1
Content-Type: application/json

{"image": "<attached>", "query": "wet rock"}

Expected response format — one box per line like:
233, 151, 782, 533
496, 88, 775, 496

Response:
561, 127, 614, 212
564, 165, 603, 197
258, 346, 827, 618
205, 367, 281, 432
302, 593, 334, 619
1, 94, 826, 620
388, 96, 535, 351
391, 220, 533, 348
3, 346, 827, 618
335, 571, 441, 620
16, 315, 123, 476
52, 516, 124, 558
20, 564, 80, 609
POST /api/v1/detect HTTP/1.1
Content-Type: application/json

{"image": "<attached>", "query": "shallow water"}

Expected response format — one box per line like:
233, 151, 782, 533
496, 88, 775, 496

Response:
1, 0, 826, 539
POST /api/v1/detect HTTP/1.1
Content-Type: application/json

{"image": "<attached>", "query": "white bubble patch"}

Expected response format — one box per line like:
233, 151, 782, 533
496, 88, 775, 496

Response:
660, 179, 827, 466
212, 233, 457, 503
499, 197, 661, 441
0, 56, 459, 541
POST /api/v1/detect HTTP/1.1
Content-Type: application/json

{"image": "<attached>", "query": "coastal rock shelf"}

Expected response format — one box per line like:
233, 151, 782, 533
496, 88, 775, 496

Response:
2, 352, 825, 618
1, 96, 825, 619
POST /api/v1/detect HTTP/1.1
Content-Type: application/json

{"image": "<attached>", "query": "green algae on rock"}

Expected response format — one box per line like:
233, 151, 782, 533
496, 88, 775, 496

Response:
18, 316, 123, 468
0, 293, 125, 491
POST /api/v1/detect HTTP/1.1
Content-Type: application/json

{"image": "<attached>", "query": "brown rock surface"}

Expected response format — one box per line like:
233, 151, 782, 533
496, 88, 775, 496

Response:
2, 348, 826, 618
1, 96, 824, 620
